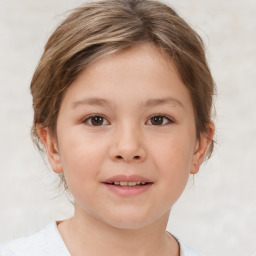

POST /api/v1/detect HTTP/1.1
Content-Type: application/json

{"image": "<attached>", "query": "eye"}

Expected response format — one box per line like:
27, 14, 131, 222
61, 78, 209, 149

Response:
83, 115, 109, 126
147, 115, 173, 126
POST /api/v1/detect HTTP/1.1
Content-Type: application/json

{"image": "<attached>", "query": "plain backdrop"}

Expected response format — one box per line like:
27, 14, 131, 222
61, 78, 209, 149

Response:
0, 0, 256, 255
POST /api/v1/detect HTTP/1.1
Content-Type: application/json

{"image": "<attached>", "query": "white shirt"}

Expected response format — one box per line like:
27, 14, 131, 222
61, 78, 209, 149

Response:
0, 222, 202, 256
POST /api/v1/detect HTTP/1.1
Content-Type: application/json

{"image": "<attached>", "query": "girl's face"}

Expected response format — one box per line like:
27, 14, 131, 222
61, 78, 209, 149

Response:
41, 43, 212, 229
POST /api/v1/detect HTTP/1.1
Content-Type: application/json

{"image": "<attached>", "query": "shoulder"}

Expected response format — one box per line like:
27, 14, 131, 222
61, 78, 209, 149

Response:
178, 239, 204, 256
0, 222, 70, 256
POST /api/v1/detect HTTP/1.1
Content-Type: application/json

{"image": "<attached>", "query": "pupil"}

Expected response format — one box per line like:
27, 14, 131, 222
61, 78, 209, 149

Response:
152, 116, 163, 125
92, 116, 103, 125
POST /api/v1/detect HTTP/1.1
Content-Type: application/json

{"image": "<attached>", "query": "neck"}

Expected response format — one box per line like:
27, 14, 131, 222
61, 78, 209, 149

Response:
58, 204, 179, 256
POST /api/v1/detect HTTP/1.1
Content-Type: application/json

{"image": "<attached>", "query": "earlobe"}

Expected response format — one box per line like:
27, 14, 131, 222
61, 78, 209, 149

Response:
36, 124, 63, 174
190, 121, 215, 174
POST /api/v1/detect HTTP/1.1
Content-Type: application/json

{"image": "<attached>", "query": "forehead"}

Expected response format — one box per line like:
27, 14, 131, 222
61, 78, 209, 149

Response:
85, 43, 174, 80
60, 43, 193, 112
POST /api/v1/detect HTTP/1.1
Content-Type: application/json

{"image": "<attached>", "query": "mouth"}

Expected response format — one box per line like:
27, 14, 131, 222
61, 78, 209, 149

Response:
103, 181, 152, 187
102, 175, 153, 196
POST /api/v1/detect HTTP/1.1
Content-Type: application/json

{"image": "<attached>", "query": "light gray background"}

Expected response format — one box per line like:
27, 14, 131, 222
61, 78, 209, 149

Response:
0, 0, 255, 255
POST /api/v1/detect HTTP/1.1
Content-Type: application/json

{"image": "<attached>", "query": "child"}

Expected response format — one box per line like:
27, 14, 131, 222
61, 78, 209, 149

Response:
0, 0, 215, 255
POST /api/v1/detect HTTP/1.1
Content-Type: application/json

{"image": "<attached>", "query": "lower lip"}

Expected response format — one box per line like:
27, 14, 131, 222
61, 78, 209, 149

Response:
103, 183, 153, 196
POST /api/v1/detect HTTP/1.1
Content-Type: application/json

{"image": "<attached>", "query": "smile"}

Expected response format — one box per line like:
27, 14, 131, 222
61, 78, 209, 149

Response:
102, 175, 153, 196
106, 181, 148, 186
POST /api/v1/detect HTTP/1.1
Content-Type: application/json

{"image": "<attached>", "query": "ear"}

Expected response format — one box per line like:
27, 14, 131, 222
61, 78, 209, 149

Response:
190, 121, 215, 174
36, 124, 63, 174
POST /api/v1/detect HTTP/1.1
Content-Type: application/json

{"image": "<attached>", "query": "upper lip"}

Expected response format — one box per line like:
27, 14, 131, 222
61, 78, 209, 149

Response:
103, 175, 153, 183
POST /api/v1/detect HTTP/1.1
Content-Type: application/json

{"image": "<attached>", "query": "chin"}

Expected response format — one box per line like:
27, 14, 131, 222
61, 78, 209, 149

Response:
99, 211, 163, 230
107, 220, 151, 230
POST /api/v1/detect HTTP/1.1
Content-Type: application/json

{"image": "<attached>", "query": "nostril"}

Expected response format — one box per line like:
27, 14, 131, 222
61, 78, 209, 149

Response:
116, 155, 140, 160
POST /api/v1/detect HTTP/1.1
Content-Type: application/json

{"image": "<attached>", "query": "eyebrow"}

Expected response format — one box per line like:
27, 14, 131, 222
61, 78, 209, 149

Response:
144, 97, 184, 108
72, 96, 184, 109
72, 98, 111, 108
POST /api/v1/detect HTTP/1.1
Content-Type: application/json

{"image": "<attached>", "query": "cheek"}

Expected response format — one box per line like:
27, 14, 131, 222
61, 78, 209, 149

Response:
151, 130, 195, 172
153, 146, 192, 208
149, 130, 195, 196
57, 132, 108, 191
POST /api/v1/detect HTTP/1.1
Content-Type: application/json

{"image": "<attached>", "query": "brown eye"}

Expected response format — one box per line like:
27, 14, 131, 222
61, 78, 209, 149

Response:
91, 116, 104, 126
151, 116, 164, 125
148, 115, 172, 126
84, 115, 109, 126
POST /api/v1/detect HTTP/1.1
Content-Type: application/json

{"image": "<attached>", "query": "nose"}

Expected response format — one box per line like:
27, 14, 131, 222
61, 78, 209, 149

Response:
109, 124, 147, 163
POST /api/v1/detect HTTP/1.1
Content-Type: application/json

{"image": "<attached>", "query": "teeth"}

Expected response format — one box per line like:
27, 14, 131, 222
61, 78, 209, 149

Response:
128, 182, 137, 186
112, 181, 147, 186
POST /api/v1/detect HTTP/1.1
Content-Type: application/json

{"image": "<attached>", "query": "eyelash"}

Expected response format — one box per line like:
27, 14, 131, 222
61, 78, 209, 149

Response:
82, 114, 174, 126
146, 115, 174, 126
82, 114, 110, 126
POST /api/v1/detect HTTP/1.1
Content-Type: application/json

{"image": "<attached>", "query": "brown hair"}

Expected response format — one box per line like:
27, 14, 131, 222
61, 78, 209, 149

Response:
31, 0, 215, 158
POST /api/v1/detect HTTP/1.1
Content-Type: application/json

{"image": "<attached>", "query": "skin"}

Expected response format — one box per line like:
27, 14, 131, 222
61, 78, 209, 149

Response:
38, 43, 214, 256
